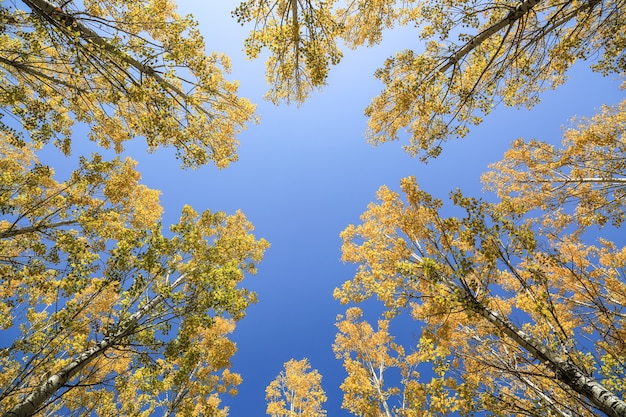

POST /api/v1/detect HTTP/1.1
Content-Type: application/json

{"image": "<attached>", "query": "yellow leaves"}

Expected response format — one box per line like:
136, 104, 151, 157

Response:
337, 0, 399, 48
339, 167, 626, 415
484, 99, 626, 232
358, 0, 625, 161
265, 358, 327, 417
333, 306, 473, 416
103, 157, 163, 229
237, 0, 344, 104
4, 0, 256, 169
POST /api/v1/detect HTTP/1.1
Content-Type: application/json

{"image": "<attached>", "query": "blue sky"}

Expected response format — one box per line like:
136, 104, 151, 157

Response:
66, 2, 625, 415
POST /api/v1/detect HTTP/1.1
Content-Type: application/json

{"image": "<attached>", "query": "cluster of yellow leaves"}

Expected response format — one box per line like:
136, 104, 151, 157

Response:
333, 307, 477, 417
2, 0, 256, 168
483, 98, 626, 231
235, 0, 343, 104
265, 358, 327, 417
337, 164, 626, 415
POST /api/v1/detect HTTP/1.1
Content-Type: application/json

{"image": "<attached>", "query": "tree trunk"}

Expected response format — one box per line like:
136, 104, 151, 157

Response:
2, 275, 185, 417
464, 292, 626, 417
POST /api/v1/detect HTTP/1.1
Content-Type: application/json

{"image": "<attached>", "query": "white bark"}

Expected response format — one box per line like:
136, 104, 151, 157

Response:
465, 291, 626, 417
2, 275, 185, 417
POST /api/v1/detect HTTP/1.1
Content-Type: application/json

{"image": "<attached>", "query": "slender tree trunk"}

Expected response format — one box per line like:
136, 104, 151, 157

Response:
2, 275, 185, 417
460, 289, 626, 417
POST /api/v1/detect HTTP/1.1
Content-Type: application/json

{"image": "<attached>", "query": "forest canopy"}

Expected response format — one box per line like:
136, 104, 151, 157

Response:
1, 0, 625, 416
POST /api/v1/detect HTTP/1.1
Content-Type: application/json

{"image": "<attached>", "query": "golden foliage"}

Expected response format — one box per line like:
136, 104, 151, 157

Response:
483, 99, 626, 231
0, 140, 268, 415
1, 0, 256, 168
265, 358, 327, 417
337, 168, 626, 415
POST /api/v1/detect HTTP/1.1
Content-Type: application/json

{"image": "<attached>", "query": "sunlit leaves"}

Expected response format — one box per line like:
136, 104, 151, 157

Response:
337, 174, 626, 416
333, 307, 476, 416
0, 143, 269, 415
483, 98, 626, 231
235, 0, 344, 104
265, 358, 327, 417
1, 0, 256, 168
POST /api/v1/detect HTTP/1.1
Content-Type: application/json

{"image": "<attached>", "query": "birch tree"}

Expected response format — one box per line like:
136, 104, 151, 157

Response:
336, 102, 626, 417
2, 0, 256, 168
337, 172, 626, 416
0, 140, 268, 416
265, 358, 327, 417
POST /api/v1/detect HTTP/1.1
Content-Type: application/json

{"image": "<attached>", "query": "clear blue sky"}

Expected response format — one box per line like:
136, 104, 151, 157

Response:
94, 2, 626, 415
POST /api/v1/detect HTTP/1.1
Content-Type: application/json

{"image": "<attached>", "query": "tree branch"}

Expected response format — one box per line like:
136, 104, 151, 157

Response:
2, 274, 187, 417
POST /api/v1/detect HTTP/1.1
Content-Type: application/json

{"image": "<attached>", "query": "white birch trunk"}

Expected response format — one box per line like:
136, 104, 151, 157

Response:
460, 289, 626, 417
2, 275, 185, 417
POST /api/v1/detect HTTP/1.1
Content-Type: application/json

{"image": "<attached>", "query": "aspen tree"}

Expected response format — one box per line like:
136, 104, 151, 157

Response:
337, 170, 626, 416
0, 144, 268, 415
265, 358, 327, 417
2, 0, 256, 168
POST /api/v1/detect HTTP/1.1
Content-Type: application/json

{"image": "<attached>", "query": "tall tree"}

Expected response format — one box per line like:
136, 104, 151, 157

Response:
0, 140, 269, 416
334, 307, 477, 417
265, 358, 327, 417
2, 0, 256, 168
337, 155, 626, 416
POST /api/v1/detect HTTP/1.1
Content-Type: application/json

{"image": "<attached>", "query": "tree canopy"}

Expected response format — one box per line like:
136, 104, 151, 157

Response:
0, 138, 268, 416
1, 1, 268, 415
1, 0, 625, 416
1, 0, 257, 168
237, 0, 625, 158
265, 358, 327, 417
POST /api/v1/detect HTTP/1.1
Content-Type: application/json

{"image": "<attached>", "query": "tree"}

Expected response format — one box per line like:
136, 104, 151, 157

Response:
233, 0, 343, 104
2, 0, 256, 168
0, 139, 269, 416
336, 116, 626, 417
235, 0, 624, 160
265, 358, 327, 417
0, 1, 270, 415
334, 307, 477, 417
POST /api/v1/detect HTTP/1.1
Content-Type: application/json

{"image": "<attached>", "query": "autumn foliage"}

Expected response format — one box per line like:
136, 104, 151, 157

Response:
2, 0, 625, 416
